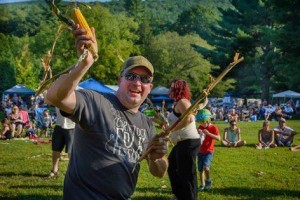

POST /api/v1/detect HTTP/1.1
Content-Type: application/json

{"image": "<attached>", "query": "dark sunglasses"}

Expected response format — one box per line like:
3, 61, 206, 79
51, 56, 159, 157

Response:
124, 72, 152, 84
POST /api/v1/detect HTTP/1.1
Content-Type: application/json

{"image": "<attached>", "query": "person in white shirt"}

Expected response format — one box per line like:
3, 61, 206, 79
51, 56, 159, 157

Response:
283, 104, 294, 119
273, 118, 296, 147
48, 107, 75, 178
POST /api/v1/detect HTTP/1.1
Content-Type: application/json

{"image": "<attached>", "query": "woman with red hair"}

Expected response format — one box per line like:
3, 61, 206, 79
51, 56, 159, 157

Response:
167, 79, 200, 200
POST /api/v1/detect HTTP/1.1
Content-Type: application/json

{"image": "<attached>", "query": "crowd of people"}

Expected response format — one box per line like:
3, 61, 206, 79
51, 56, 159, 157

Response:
0, 23, 299, 200
1, 93, 55, 140
206, 100, 298, 123
1, 86, 299, 200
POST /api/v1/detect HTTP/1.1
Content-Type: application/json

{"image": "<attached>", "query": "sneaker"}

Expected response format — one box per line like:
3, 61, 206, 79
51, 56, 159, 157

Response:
204, 179, 212, 191
48, 171, 58, 178
198, 185, 205, 191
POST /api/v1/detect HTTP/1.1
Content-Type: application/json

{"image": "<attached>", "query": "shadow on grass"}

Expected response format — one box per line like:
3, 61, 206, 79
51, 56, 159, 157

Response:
132, 186, 171, 200
211, 187, 300, 198
0, 195, 62, 200
9, 184, 62, 189
215, 143, 256, 148
0, 172, 50, 178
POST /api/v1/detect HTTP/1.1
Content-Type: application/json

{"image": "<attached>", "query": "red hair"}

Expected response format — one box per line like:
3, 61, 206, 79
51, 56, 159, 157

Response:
169, 79, 191, 101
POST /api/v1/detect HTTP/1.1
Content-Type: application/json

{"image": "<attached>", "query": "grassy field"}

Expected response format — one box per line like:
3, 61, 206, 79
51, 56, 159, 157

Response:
0, 120, 299, 199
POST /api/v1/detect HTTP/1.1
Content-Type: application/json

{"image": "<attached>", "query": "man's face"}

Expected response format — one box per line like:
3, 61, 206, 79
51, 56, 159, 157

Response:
117, 66, 153, 111
279, 121, 286, 128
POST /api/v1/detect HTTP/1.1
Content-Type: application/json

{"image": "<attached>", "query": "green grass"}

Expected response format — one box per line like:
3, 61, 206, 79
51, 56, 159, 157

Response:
0, 120, 299, 199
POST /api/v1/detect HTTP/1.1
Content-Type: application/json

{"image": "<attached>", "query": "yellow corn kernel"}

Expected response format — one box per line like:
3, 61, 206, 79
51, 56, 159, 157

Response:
73, 7, 93, 37
73, 7, 98, 61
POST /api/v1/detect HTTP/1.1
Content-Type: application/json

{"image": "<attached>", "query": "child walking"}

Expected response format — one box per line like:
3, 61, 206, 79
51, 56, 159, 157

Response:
197, 109, 220, 191
42, 109, 52, 137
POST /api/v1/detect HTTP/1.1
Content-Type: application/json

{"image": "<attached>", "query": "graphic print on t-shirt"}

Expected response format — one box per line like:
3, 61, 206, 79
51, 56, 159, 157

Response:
105, 108, 147, 163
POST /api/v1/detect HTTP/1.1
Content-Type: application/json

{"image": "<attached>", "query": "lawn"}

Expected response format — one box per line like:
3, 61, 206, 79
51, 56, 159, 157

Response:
0, 120, 299, 199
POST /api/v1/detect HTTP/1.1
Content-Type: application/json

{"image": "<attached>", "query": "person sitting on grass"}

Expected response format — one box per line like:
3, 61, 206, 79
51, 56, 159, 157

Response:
1, 119, 12, 140
221, 120, 246, 147
9, 105, 24, 138
256, 120, 276, 149
227, 108, 239, 122
273, 118, 296, 147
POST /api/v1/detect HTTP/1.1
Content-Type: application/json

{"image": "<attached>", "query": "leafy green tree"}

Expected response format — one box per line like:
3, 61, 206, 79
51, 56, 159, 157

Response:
124, 0, 143, 22
14, 44, 40, 90
37, 4, 140, 85
145, 32, 234, 97
173, 4, 218, 38
0, 59, 15, 93
266, 0, 300, 91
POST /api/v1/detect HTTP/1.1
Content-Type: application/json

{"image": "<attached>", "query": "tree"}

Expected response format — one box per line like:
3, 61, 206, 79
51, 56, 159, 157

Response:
124, 0, 143, 22
145, 32, 234, 97
266, 0, 300, 91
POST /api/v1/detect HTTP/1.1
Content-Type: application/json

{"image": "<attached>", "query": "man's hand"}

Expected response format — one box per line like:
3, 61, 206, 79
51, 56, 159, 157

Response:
147, 134, 168, 161
72, 25, 98, 64
147, 134, 169, 178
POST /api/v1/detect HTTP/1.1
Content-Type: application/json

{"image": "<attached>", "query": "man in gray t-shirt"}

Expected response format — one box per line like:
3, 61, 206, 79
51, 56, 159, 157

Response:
46, 25, 168, 200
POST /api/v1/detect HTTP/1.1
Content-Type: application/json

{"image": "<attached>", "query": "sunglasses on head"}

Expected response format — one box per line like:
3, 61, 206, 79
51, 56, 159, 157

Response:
124, 72, 152, 84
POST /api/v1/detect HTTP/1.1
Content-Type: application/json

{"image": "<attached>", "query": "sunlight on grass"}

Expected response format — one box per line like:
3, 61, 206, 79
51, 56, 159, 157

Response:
0, 120, 299, 199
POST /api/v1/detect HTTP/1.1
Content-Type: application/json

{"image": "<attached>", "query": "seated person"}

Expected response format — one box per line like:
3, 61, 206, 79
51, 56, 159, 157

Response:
274, 118, 296, 147
258, 105, 266, 120
9, 105, 24, 138
256, 120, 276, 149
272, 105, 286, 121
227, 108, 239, 122
221, 120, 246, 147
241, 105, 249, 121
248, 107, 257, 122
283, 104, 294, 119
264, 104, 274, 120
1, 119, 12, 140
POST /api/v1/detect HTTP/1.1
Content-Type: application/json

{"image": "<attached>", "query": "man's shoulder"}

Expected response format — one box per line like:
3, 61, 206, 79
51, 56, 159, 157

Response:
285, 126, 294, 131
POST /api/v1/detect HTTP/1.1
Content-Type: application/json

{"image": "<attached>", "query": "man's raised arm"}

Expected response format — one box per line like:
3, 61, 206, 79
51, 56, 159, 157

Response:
46, 26, 97, 114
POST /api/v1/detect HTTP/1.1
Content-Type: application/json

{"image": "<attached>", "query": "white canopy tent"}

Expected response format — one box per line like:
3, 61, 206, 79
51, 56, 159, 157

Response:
272, 90, 300, 98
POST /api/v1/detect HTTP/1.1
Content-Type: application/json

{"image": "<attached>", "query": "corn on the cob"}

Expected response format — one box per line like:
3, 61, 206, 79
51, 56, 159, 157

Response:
73, 7, 98, 61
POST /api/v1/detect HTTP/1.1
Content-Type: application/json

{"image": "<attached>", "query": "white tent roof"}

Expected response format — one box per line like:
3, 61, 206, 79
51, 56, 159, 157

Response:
106, 85, 119, 92
150, 85, 169, 96
272, 90, 300, 98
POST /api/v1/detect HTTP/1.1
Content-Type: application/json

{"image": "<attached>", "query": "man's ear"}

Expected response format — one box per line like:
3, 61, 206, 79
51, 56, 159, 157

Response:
150, 83, 153, 89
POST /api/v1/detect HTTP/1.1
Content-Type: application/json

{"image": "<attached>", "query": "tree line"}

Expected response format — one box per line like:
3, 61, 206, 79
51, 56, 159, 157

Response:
0, 0, 299, 101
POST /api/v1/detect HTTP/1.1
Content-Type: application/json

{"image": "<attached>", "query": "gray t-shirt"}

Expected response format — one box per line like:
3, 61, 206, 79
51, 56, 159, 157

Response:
62, 90, 155, 200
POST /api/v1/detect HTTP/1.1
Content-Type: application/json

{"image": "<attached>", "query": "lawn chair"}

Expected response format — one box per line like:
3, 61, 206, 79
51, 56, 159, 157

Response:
19, 110, 30, 128
33, 107, 48, 136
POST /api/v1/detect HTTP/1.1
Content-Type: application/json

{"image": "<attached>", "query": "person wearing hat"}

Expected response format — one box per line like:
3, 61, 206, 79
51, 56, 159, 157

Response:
273, 118, 296, 147
46, 25, 168, 199
197, 109, 220, 191
221, 120, 246, 147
